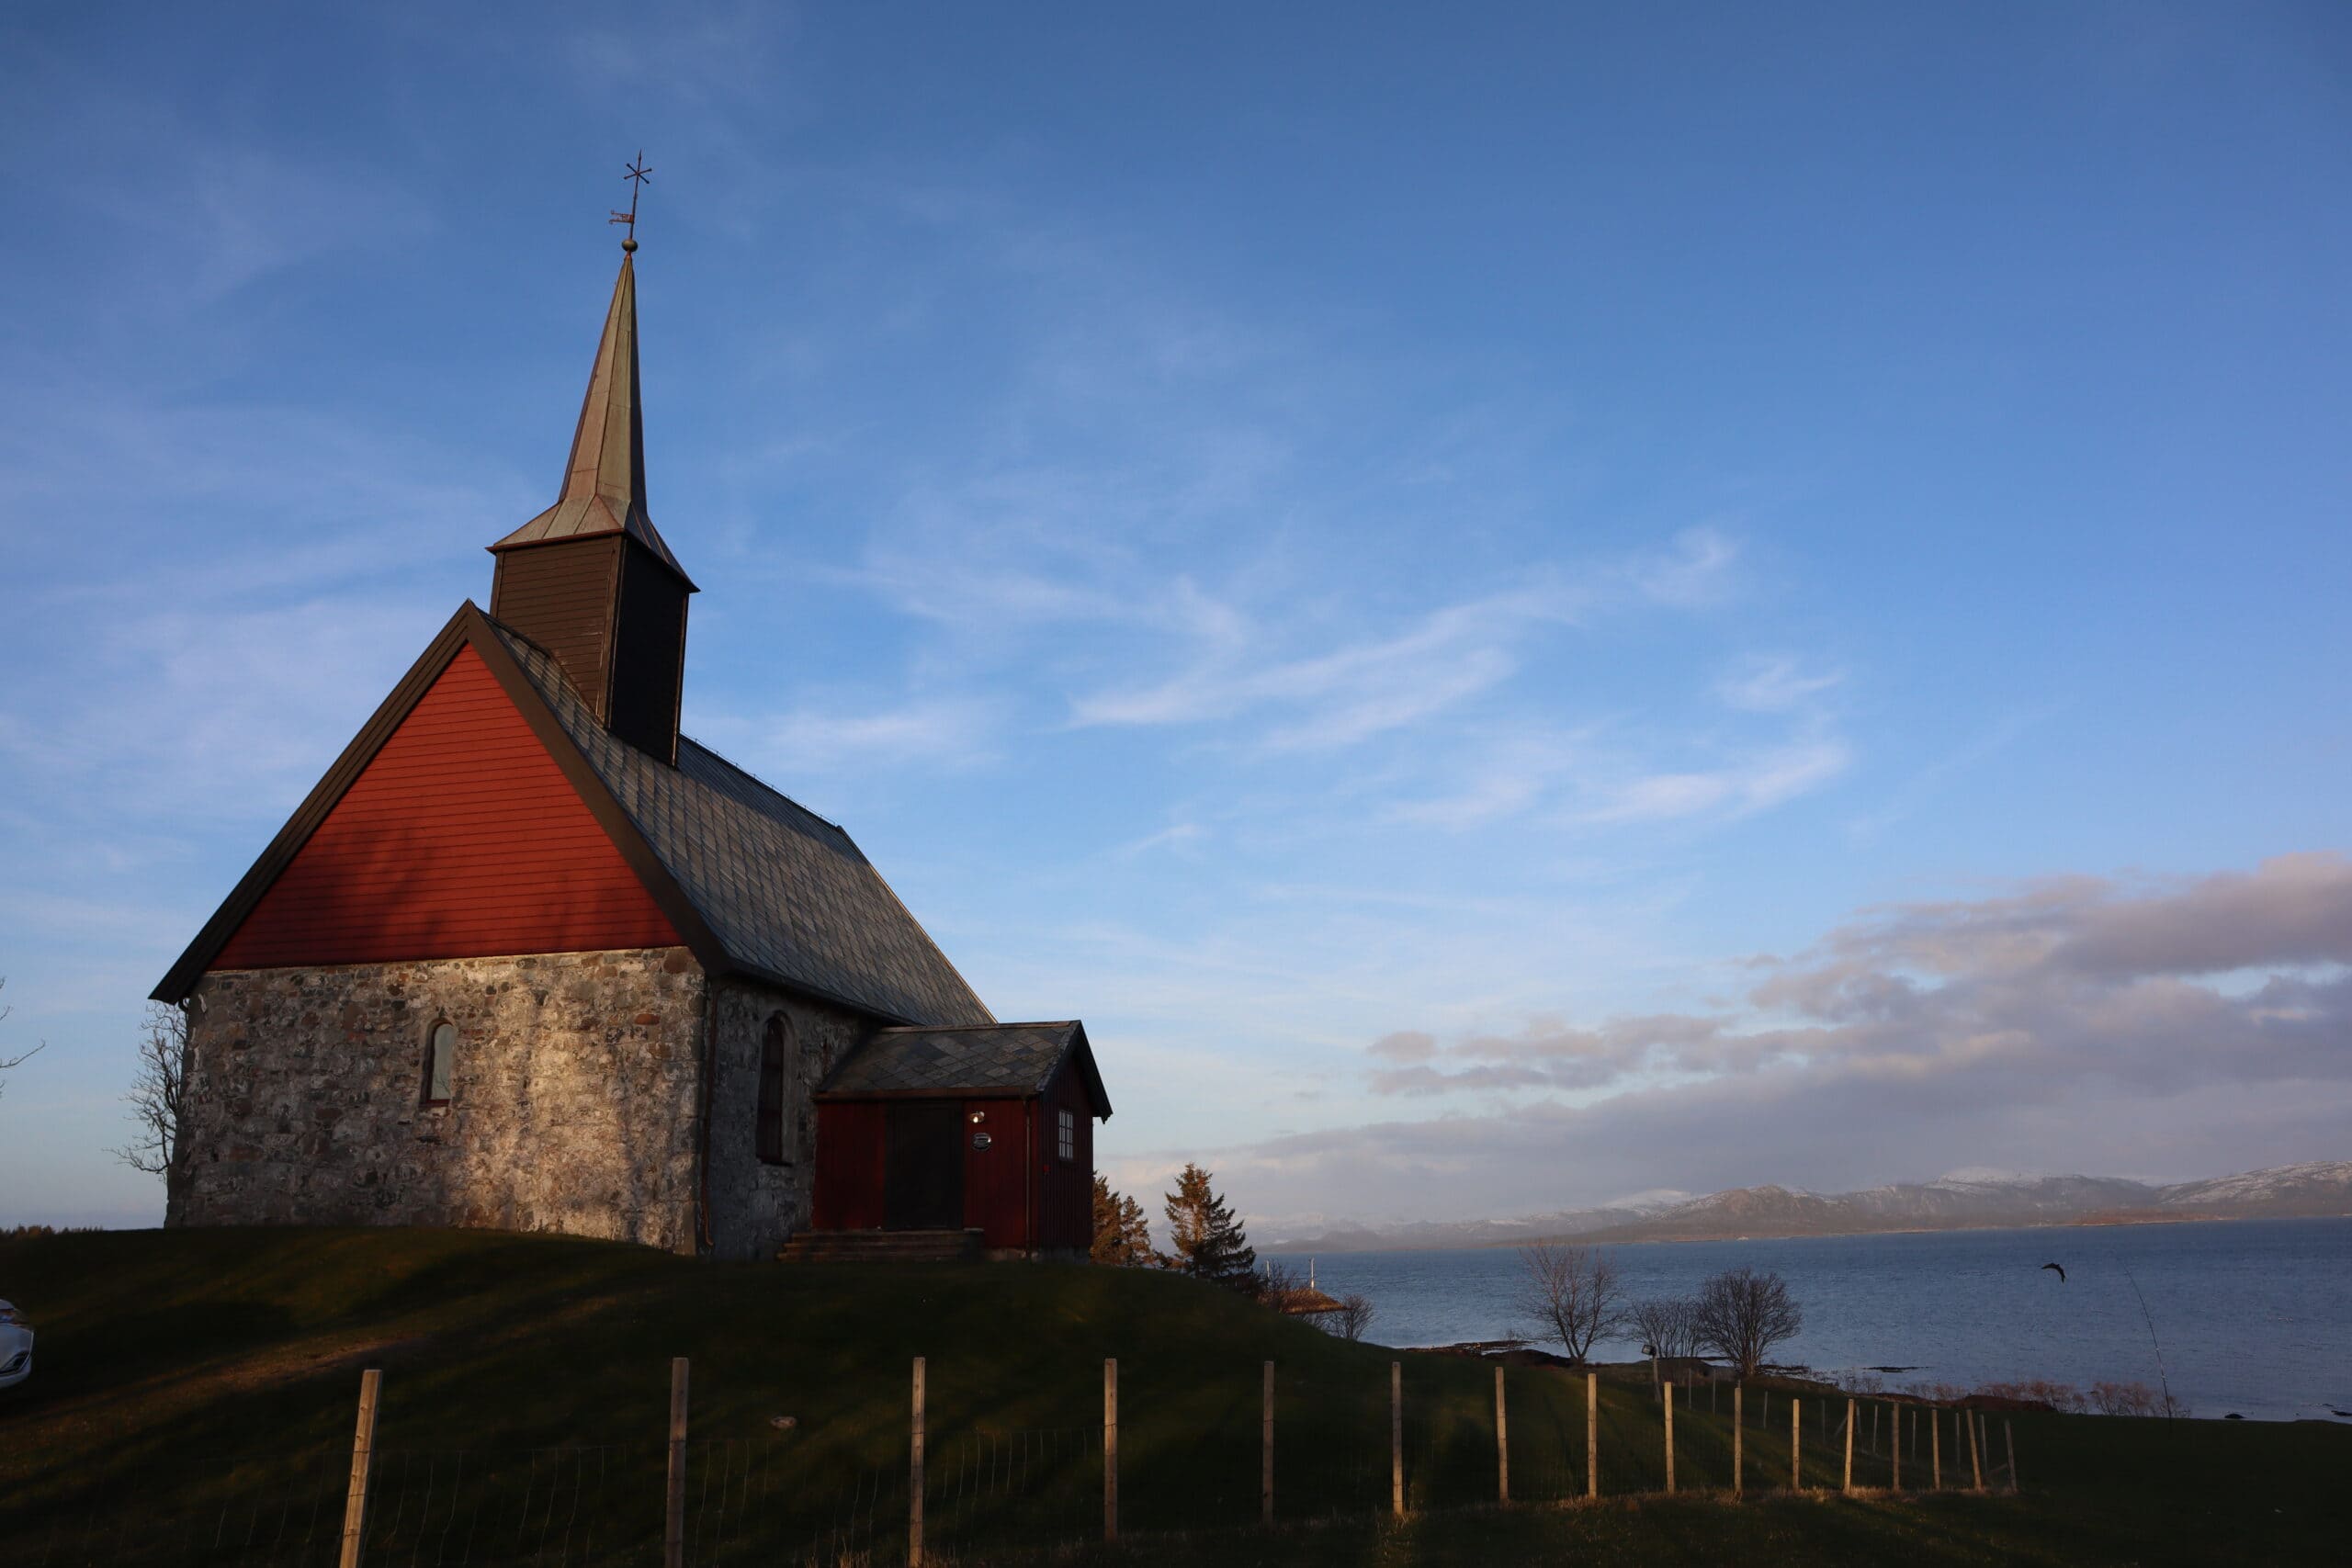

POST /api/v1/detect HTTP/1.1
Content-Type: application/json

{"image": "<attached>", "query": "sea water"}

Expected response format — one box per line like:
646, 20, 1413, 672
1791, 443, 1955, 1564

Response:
1295, 1216, 2352, 1422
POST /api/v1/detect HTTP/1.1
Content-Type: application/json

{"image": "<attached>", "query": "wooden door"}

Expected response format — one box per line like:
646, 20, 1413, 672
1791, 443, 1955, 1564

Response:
885, 1101, 965, 1230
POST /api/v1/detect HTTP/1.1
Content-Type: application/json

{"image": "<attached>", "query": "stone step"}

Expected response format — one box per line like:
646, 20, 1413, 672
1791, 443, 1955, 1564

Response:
778, 1228, 985, 1264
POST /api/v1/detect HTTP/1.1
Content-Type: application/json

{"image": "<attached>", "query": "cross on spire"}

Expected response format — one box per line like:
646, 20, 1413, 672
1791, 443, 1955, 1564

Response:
609, 152, 652, 252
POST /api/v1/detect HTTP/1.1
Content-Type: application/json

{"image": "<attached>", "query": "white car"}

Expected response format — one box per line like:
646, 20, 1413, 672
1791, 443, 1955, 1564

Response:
0, 1300, 31, 1391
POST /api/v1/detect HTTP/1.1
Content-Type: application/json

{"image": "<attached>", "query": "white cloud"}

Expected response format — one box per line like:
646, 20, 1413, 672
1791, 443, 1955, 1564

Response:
707, 694, 1010, 775
1717, 654, 1845, 713
1116, 821, 1208, 858
1628, 526, 1740, 608
1069, 583, 1565, 749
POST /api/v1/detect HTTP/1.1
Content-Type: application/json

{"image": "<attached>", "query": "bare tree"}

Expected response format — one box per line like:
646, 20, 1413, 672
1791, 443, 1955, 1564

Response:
1253, 1256, 1302, 1307
1514, 1242, 1624, 1365
1332, 1293, 1375, 1343
0, 978, 43, 1102
114, 1002, 194, 1198
1627, 1295, 1702, 1392
1692, 1266, 1804, 1381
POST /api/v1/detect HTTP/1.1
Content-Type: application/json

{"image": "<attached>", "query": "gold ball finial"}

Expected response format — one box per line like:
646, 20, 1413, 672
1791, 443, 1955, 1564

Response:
622, 238, 638, 253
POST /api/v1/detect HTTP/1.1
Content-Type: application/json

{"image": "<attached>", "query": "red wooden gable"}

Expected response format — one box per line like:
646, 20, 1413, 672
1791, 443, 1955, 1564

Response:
212, 645, 679, 969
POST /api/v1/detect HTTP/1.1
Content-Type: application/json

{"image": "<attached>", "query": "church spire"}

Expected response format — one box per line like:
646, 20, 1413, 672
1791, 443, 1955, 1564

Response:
487, 211, 695, 765
489, 252, 690, 581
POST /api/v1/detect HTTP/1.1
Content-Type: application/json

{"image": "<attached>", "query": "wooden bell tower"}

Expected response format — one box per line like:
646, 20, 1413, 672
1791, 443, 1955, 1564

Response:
488, 245, 696, 762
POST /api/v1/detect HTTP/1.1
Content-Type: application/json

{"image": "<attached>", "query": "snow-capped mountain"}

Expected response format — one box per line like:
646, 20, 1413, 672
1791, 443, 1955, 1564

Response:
1262, 1160, 2350, 1252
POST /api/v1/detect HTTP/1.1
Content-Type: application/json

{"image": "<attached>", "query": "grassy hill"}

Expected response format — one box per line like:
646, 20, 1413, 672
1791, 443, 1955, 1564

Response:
0, 1226, 2344, 1564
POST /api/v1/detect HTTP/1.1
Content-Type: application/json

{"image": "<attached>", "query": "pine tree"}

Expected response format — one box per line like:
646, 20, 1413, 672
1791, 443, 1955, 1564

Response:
1163, 1162, 1255, 1289
1091, 1175, 1159, 1267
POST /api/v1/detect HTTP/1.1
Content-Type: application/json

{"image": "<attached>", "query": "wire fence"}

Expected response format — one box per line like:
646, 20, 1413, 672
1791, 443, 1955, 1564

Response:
0, 1363, 2020, 1568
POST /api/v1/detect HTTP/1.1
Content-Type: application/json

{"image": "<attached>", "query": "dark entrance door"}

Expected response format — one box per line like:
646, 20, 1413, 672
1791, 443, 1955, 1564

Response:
884, 1101, 965, 1230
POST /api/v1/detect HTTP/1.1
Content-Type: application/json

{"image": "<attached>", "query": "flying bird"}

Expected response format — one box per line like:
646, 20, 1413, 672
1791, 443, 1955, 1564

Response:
2041, 1262, 2066, 1283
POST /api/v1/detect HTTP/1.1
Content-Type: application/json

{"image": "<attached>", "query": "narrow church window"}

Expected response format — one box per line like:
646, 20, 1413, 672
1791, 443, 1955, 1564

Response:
424, 1021, 456, 1106
757, 1016, 790, 1165
1057, 1108, 1076, 1161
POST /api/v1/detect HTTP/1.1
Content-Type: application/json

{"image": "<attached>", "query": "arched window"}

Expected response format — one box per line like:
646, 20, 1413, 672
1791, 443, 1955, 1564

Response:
424, 1021, 456, 1107
756, 1016, 790, 1165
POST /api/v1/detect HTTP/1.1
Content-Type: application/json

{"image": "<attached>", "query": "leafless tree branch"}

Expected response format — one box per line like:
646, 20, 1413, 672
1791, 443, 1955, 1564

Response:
0, 978, 44, 1100
1692, 1265, 1804, 1381
114, 1001, 193, 1183
1628, 1294, 1704, 1388
1514, 1241, 1624, 1364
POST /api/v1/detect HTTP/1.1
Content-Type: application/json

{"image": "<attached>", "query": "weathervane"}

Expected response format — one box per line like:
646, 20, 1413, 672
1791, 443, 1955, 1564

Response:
610, 152, 652, 252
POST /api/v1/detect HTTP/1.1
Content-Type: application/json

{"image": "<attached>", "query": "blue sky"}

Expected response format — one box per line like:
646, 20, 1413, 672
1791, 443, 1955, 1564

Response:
4, 2, 2348, 1231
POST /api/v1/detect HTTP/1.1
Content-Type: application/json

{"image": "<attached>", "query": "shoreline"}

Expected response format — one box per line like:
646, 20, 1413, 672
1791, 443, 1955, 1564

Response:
1398, 1341, 2347, 1423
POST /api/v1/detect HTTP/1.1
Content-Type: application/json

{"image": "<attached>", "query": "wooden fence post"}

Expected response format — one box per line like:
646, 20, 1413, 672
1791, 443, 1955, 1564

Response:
1790, 1397, 1802, 1491
910, 1358, 926, 1568
1891, 1404, 1901, 1491
1663, 1381, 1675, 1494
665, 1359, 690, 1568
1732, 1383, 1743, 1498
1842, 1396, 1854, 1493
2005, 1418, 2019, 1494
1390, 1361, 1404, 1517
1586, 1371, 1598, 1499
1494, 1365, 1509, 1505
1103, 1358, 1119, 1541
1930, 1406, 1940, 1489
1967, 1407, 1984, 1492
336, 1368, 381, 1568
1262, 1361, 1275, 1525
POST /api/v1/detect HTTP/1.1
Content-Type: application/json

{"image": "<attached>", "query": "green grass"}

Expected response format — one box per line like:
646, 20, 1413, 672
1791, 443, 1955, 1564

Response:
0, 1226, 2344, 1564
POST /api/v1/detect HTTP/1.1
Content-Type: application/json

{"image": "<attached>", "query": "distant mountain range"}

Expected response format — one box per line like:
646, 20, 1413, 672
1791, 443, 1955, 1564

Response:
1263, 1159, 2352, 1253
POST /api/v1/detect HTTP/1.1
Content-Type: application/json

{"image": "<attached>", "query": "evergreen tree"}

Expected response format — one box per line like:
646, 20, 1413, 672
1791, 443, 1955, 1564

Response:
1091, 1174, 1159, 1267
1163, 1162, 1256, 1288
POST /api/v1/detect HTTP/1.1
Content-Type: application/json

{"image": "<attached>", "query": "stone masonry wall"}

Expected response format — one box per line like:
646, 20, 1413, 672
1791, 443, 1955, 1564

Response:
703, 978, 873, 1260
175, 947, 708, 1254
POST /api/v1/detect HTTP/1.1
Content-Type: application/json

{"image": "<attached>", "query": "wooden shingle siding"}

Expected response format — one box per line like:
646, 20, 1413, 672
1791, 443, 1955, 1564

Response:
490, 536, 622, 719
213, 646, 678, 968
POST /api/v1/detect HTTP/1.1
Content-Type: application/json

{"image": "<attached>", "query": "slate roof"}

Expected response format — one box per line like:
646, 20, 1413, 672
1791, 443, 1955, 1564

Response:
491, 619, 995, 1029
819, 1021, 1112, 1115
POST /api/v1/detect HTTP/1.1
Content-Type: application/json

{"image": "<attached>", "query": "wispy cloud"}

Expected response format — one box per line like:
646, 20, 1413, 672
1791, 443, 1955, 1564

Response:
1383, 730, 1591, 829
1070, 584, 1562, 750
1116, 820, 1208, 858
26, 56, 433, 309
1716, 653, 1845, 714
700, 694, 1011, 776
1847, 704, 2057, 842
1577, 734, 1853, 825
1389, 649, 1852, 833
1627, 526, 1741, 608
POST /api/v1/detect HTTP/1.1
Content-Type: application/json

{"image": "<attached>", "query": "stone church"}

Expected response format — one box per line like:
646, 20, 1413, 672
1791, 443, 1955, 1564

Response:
152, 244, 1112, 1261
